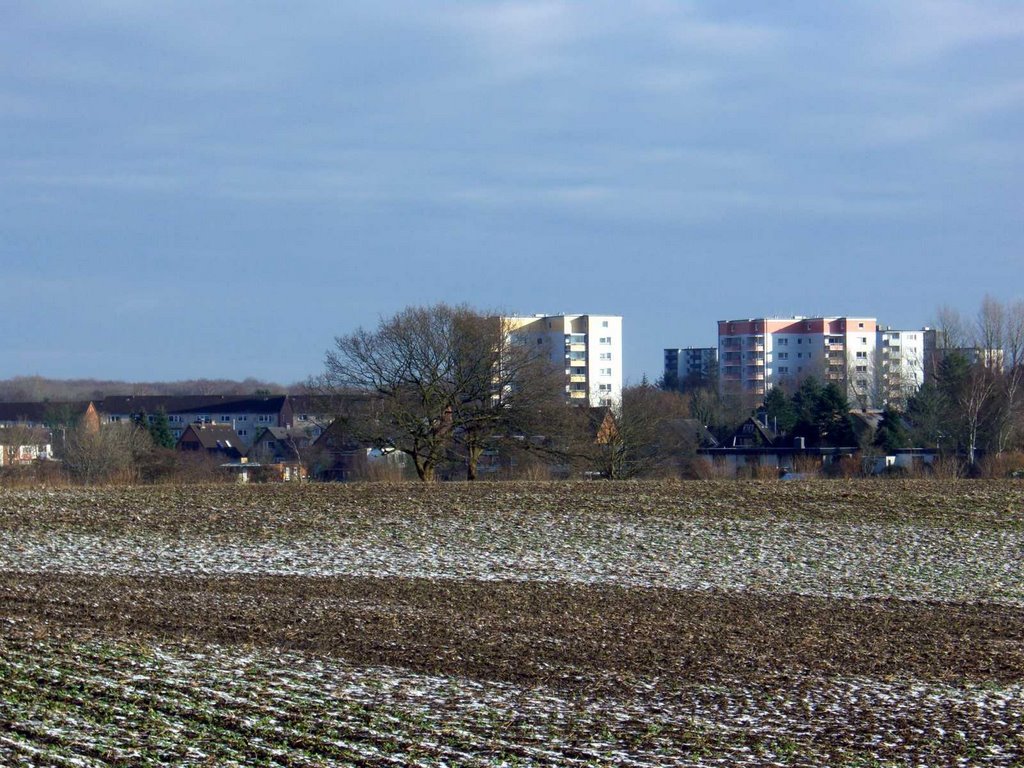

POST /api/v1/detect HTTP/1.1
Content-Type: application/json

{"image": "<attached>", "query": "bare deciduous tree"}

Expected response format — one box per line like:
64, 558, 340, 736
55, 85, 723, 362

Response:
573, 385, 696, 479
62, 422, 153, 485
320, 304, 565, 482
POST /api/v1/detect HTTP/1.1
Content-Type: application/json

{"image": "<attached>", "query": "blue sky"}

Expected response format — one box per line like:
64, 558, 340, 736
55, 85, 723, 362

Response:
2, 1, 1022, 386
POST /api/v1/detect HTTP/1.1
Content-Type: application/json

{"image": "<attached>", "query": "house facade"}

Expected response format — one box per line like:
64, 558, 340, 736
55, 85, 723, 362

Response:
98, 395, 292, 446
176, 423, 244, 460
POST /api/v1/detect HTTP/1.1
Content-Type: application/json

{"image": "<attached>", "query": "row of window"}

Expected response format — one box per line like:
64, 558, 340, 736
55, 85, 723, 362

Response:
772, 335, 870, 346
170, 428, 251, 439
164, 414, 274, 424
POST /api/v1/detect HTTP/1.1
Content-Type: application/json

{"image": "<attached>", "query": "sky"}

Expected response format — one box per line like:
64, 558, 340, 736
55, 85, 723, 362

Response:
2, 1, 1022, 387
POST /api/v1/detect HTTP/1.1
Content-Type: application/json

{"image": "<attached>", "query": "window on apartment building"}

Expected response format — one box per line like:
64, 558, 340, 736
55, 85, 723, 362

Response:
598, 384, 611, 392
797, 339, 802, 344
537, 338, 543, 345
600, 368, 612, 376
238, 430, 248, 437
599, 352, 612, 360
220, 416, 231, 422
258, 415, 273, 422
599, 337, 611, 344
861, 337, 868, 344
858, 322, 864, 328
797, 352, 803, 359
778, 338, 788, 345
778, 352, 788, 359
856, 351, 867, 359
237, 415, 247, 421
778, 366, 789, 374
601, 320, 609, 327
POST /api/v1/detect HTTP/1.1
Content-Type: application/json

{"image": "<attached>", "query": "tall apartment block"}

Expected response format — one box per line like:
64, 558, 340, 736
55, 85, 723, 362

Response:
505, 314, 623, 407
877, 328, 926, 407
663, 347, 718, 389
718, 317, 879, 401
717, 316, 931, 407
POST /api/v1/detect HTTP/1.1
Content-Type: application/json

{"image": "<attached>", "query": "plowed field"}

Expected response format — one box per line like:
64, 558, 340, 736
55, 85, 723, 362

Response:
1, 480, 1022, 766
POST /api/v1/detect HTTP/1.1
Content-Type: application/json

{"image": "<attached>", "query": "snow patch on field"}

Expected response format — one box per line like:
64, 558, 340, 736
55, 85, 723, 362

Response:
1, 515, 1021, 605
1, 632, 1021, 767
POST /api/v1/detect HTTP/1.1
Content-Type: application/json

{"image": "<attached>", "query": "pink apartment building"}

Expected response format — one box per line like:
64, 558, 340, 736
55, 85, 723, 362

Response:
718, 316, 879, 401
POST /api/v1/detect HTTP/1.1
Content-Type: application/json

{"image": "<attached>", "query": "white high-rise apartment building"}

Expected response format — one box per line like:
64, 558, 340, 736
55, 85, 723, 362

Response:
505, 314, 623, 407
877, 328, 925, 408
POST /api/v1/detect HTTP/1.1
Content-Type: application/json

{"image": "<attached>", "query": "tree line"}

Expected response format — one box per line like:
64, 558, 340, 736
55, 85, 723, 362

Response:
316, 304, 704, 482
666, 297, 1024, 473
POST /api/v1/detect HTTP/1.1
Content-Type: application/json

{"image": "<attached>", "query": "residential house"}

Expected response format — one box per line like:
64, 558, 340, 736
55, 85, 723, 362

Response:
176, 423, 244, 461
698, 416, 857, 477
311, 420, 407, 481
248, 426, 314, 464
0, 401, 98, 431
0, 426, 54, 466
286, 394, 338, 439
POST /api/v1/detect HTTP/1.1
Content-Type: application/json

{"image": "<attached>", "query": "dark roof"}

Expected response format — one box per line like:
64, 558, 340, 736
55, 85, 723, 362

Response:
288, 394, 335, 415
253, 426, 311, 443
99, 395, 287, 416
732, 417, 778, 447
290, 393, 373, 417
849, 410, 885, 438
0, 401, 92, 424
660, 418, 720, 449
0, 425, 53, 443
180, 423, 243, 451
699, 446, 859, 456
313, 419, 368, 451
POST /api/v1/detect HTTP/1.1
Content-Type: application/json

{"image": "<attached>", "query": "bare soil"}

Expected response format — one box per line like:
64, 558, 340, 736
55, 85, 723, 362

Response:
3, 572, 1021, 688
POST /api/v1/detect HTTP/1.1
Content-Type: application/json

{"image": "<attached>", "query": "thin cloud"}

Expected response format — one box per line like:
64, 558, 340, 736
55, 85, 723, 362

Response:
871, 0, 1024, 64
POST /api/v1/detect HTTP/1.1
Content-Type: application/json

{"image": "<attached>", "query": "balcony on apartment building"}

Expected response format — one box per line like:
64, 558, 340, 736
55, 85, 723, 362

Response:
565, 334, 587, 352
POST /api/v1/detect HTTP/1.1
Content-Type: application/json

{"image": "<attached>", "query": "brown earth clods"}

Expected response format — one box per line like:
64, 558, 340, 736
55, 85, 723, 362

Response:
2, 572, 1022, 688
